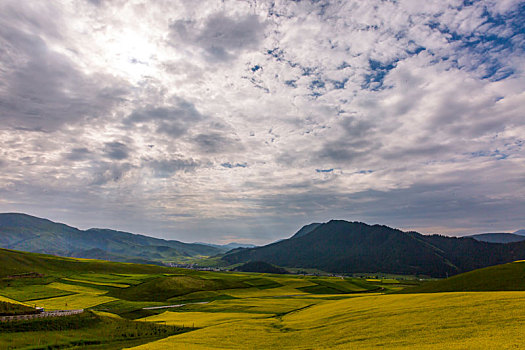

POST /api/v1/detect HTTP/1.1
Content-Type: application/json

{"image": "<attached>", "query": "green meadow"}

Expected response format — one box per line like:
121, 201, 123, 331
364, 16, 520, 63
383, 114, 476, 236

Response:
2, 248, 525, 349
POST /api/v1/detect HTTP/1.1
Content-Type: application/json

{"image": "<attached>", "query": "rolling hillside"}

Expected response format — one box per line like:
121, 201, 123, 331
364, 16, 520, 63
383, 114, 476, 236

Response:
0, 248, 176, 277
222, 220, 525, 277
0, 213, 223, 264
400, 260, 525, 293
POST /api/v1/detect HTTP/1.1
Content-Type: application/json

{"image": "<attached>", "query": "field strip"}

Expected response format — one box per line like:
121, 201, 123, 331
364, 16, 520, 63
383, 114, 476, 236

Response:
0, 295, 31, 307
47, 282, 108, 295
138, 311, 270, 328
31, 293, 117, 310
62, 277, 129, 288
143, 301, 209, 310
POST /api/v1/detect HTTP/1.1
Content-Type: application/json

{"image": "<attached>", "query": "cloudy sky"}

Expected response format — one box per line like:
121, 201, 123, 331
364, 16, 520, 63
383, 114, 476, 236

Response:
0, 0, 524, 244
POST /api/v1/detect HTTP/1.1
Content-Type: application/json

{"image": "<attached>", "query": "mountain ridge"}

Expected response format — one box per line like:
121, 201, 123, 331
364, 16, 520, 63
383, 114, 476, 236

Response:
0, 212, 223, 264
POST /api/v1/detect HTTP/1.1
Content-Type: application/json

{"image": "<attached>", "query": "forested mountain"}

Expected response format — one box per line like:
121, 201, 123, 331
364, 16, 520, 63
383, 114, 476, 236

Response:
222, 220, 525, 277
0, 213, 223, 264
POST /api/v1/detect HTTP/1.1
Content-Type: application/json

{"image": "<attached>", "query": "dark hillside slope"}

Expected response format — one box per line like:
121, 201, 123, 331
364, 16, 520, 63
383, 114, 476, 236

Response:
233, 261, 288, 274
223, 220, 525, 277
0, 213, 222, 264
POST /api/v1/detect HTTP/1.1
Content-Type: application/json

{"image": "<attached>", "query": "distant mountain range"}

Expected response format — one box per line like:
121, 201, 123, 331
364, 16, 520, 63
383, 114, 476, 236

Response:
195, 242, 257, 250
2, 213, 525, 278
222, 220, 525, 277
464, 232, 525, 244
0, 213, 231, 264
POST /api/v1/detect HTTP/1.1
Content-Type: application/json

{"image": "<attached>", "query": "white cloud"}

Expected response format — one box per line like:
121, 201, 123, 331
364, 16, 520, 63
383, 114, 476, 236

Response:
0, 0, 523, 243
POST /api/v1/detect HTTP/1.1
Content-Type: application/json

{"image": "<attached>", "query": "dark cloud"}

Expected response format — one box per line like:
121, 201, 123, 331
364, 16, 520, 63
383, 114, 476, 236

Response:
148, 158, 200, 178
317, 118, 379, 163
103, 142, 130, 160
65, 148, 91, 161
90, 162, 133, 186
125, 101, 203, 139
193, 132, 243, 154
169, 13, 266, 61
317, 142, 368, 162
0, 20, 128, 132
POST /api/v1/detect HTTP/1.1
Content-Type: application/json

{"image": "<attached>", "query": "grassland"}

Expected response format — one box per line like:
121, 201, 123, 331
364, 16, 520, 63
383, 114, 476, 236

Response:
2, 248, 525, 349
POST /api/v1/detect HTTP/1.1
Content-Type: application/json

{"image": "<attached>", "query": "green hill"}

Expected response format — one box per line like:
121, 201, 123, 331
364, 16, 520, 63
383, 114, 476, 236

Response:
0, 248, 176, 277
401, 260, 525, 293
0, 213, 223, 264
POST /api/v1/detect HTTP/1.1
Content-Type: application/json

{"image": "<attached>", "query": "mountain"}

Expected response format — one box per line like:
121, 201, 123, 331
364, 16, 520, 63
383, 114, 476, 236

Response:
0, 213, 222, 264
222, 220, 525, 277
195, 242, 257, 251
514, 230, 525, 236
465, 232, 525, 244
221, 242, 257, 249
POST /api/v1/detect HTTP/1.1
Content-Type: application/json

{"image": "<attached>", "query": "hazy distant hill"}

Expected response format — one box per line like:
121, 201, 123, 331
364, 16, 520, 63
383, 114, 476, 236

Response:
514, 230, 525, 236
465, 232, 525, 244
195, 242, 257, 250
222, 220, 525, 277
0, 213, 222, 264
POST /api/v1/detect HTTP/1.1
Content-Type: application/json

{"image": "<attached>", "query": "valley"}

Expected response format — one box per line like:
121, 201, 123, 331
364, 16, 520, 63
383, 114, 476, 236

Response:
2, 248, 525, 348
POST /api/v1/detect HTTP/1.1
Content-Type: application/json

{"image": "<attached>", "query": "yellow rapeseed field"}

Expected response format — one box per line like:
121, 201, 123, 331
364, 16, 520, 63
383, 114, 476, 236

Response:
139, 311, 268, 328
31, 293, 117, 310
62, 277, 130, 288
29, 282, 116, 310
0, 295, 30, 306
128, 291, 525, 349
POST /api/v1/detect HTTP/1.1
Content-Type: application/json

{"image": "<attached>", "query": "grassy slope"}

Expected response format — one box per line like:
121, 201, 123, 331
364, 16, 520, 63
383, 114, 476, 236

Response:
0, 311, 187, 350
0, 248, 177, 277
401, 260, 525, 293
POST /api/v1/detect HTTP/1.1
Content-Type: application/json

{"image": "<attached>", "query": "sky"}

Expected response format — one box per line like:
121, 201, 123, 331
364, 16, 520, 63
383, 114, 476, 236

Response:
0, 0, 524, 245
